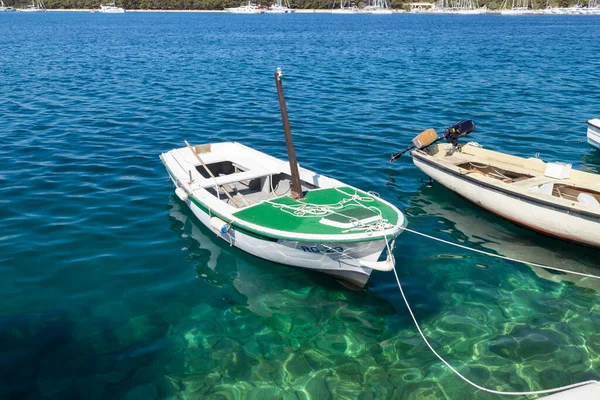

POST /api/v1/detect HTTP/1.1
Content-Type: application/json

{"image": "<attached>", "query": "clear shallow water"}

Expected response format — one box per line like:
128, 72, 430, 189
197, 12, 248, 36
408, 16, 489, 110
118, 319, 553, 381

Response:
1, 12, 600, 399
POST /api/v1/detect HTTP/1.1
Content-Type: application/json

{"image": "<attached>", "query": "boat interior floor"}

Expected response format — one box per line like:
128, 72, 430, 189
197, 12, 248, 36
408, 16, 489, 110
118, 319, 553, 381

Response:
448, 157, 600, 207
205, 175, 317, 208
457, 161, 534, 183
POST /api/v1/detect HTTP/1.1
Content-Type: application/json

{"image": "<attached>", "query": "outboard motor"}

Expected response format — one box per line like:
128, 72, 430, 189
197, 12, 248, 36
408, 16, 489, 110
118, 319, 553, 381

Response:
390, 119, 475, 162
444, 119, 475, 147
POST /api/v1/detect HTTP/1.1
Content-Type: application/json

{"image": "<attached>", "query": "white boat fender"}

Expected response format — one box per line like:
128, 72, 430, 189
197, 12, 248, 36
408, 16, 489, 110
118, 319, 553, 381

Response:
578, 193, 600, 208
175, 187, 188, 201
210, 217, 230, 233
359, 259, 394, 272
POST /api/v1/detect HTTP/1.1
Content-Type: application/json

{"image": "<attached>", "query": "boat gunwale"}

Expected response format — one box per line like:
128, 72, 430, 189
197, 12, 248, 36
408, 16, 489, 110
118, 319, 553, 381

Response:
160, 154, 405, 243
412, 150, 600, 222
587, 118, 600, 130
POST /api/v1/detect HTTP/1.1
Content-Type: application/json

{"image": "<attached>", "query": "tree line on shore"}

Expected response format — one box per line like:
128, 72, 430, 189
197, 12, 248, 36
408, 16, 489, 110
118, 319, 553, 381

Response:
6, 0, 590, 10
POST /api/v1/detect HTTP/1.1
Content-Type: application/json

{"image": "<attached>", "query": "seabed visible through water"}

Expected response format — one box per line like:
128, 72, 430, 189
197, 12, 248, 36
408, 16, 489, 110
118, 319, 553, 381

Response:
1, 11, 600, 400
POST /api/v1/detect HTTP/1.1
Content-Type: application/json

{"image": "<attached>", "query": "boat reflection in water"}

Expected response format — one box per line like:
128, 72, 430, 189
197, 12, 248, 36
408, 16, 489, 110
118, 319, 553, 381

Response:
166, 195, 359, 314
406, 183, 600, 291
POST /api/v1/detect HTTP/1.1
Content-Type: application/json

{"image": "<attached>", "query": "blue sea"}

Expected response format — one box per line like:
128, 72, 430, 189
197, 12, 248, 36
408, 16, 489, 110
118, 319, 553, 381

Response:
1, 12, 600, 399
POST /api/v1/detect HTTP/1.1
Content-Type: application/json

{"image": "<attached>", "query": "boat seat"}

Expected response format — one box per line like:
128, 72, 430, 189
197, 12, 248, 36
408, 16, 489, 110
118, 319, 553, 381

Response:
528, 182, 554, 195
200, 169, 271, 188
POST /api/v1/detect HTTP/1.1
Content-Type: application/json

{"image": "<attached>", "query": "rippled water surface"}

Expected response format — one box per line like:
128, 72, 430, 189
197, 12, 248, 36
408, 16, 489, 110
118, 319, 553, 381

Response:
1, 12, 600, 399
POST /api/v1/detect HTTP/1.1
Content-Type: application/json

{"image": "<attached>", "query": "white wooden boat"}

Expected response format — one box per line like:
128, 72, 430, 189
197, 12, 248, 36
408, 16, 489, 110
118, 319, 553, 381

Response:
160, 70, 405, 288
225, 1, 263, 13
588, 119, 600, 150
98, 3, 125, 13
410, 140, 600, 248
160, 142, 405, 288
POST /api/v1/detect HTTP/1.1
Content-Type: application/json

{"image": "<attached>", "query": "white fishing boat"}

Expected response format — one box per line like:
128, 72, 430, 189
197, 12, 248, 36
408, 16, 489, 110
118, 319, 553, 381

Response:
265, 0, 294, 13
0, 0, 17, 11
225, 1, 263, 13
362, 0, 393, 13
588, 119, 600, 150
160, 70, 406, 288
98, 2, 125, 13
391, 120, 600, 249
18, 0, 45, 12
331, 0, 359, 13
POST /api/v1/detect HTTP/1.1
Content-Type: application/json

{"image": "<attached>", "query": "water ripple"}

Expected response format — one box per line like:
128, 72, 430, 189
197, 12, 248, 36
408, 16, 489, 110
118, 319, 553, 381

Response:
1, 12, 600, 400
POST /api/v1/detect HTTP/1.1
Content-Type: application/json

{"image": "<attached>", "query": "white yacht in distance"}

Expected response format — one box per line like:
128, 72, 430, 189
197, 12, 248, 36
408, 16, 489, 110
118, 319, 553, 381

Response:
18, 0, 45, 12
265, 0, 294, 13
0, 0, 17, 11
331, 0, 359, 13
362, 0, 393, 13
225, 1, 263, 13
98, 2, 126, 13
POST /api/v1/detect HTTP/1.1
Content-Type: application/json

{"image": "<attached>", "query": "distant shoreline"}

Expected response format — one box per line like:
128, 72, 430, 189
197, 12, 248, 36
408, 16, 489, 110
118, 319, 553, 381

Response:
45, 9, 359, 13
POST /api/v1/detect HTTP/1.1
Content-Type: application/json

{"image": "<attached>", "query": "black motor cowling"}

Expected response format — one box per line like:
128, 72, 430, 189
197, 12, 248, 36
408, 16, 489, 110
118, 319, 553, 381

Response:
444, 119, 475, 146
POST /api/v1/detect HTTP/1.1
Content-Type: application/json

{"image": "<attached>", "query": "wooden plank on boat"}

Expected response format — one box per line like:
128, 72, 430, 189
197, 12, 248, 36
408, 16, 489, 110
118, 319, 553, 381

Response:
184, 140, 241, 209
537, 383, 600, 400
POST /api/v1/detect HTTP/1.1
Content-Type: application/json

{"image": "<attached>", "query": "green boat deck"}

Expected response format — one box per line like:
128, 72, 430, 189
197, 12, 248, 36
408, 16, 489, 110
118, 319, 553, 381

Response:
232, 186, 401, 236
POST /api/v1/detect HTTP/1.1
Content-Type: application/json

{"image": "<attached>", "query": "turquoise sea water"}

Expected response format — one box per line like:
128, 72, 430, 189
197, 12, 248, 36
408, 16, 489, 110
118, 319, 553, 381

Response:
1, 12, 600, 399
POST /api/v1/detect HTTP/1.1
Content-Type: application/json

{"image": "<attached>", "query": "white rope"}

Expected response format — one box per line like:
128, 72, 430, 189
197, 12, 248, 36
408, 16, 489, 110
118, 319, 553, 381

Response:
390, 226, 600, 396
400, 227, 600, 280
391, 266, 600, 396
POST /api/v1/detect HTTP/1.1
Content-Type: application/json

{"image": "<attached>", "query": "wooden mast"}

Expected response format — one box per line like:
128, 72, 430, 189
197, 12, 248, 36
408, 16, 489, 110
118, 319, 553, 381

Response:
275, 68, 304, 200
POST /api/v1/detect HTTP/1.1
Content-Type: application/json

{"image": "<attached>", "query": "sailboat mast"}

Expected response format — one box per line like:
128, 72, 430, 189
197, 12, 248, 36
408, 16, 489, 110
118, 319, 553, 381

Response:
274, 68, 304, 200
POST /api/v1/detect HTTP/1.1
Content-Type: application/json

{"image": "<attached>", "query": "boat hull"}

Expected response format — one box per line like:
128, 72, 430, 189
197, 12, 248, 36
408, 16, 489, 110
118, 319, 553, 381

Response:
160, 141, 405, 288
183, 193, 394, 288
413, 155, 600, 248
588, 119, 600, 150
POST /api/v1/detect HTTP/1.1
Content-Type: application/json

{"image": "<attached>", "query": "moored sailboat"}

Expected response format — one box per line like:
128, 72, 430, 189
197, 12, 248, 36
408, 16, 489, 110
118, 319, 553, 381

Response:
225, 1, 264, 13
331, 0, 359, 13
265, 0, 294, 13
18, 0, 45, 12
500, 0, 529, 14
0, 0, 17, 11
362, 0, 393, 13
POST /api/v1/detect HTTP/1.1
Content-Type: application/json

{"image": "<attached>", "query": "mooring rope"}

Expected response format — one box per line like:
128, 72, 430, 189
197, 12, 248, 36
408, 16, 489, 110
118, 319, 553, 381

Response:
391, 226, 600, 396
260, 186, 600, 394
400, 226, 600, 280
391, 266, 600, 396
